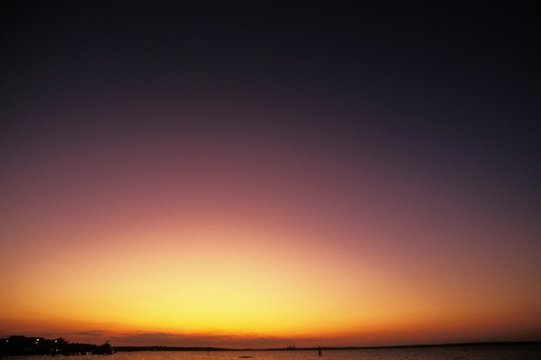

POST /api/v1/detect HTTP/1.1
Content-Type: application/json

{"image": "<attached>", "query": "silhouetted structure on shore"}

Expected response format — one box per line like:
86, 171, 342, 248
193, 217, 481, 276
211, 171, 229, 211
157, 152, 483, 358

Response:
0, 336, 113, 356
285, 341, 296, 350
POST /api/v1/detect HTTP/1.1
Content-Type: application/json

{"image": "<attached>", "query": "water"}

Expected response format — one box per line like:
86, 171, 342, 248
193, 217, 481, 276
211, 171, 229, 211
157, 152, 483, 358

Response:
6, 345, 541, 360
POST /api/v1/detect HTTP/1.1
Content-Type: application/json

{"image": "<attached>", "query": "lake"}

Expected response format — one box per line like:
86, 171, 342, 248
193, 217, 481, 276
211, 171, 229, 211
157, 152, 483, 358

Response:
5, 345, 541, 360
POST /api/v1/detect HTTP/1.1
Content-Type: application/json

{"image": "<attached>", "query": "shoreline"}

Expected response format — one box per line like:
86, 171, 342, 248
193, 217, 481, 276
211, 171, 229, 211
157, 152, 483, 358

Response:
113, 341, 541, 352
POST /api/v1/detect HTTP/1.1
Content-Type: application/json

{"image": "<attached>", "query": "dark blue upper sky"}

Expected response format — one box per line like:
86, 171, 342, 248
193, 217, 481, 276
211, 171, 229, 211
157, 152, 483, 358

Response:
2, 1, 540, 221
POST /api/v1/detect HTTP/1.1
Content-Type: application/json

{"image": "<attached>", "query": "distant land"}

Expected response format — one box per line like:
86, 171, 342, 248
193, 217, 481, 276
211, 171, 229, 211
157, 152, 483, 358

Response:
2, 336, 540, 356
0, 336, 112, 356
114, 341, 541, 352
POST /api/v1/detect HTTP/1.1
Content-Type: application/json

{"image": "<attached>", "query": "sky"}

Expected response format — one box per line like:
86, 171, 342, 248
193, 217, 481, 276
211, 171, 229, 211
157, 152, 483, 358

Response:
1, 1, 540, 348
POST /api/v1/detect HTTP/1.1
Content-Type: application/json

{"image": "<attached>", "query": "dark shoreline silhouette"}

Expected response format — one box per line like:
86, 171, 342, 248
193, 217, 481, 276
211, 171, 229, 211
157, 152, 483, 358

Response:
2, 336, 540, 356
1, 336, 112, 356
116, 341, 541, 352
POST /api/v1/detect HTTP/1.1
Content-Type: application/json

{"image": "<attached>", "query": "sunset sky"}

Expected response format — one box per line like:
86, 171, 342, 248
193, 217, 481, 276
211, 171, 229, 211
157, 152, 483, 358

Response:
1, 1, 540, 348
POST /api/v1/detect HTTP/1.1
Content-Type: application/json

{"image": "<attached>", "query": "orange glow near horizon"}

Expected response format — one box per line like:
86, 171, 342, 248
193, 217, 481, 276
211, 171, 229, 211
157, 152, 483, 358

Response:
2, 140, 541, 347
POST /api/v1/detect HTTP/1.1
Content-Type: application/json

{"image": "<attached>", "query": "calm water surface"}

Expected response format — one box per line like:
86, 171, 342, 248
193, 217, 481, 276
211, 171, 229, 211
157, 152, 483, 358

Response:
7, 346, 541, 360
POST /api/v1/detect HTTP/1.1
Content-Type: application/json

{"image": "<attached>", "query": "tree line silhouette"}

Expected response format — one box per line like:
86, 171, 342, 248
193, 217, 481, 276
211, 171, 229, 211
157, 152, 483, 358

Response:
0, 336, 113, 356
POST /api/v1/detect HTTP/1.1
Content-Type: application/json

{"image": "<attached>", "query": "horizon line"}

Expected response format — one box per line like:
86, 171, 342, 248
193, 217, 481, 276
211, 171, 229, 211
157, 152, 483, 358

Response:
3, 335, 540, 352
112, 340, 541, 351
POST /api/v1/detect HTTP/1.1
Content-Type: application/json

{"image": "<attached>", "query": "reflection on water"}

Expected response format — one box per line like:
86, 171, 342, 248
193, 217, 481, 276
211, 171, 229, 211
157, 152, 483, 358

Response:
6, 345, 541, 360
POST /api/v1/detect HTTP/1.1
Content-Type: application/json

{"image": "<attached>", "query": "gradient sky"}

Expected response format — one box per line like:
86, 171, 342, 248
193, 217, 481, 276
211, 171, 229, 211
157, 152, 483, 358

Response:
1, 1, 540, 348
